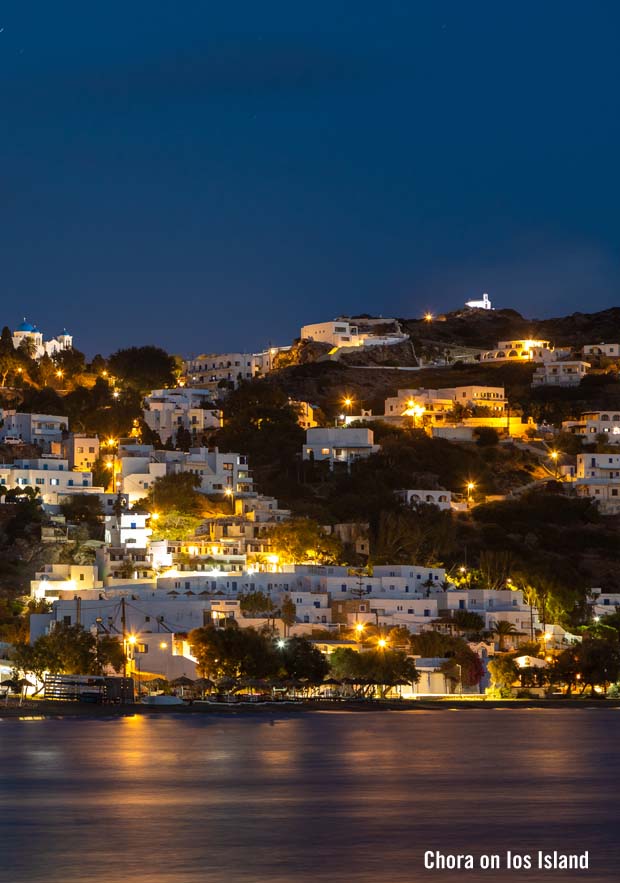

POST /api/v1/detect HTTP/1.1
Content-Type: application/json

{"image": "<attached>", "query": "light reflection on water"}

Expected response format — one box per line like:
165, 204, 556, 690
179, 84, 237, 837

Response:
0, 710, 618, 883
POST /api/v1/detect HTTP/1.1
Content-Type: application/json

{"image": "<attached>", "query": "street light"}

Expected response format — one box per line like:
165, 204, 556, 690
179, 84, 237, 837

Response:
550, 449, 559, 479
466, 481, 475, 504
224, 486, 234, 513
105, 438, 118, 493
377, 638, 388, 649
424, 312, 433, 323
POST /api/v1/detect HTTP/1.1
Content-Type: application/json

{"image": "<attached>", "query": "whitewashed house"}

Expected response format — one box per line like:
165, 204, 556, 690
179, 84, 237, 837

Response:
303, 427, 379, 469
532, 360, 589, 387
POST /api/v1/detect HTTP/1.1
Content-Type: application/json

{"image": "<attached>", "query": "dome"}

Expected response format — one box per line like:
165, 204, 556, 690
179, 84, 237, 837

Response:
17, 319, 35, 332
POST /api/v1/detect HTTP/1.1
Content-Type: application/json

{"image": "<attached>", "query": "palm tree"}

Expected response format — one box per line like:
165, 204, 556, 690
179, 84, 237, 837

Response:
492, 619, 518, 651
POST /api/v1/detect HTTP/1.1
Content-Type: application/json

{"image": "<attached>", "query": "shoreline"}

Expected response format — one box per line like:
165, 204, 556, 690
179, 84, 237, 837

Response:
2, 697, 619, 718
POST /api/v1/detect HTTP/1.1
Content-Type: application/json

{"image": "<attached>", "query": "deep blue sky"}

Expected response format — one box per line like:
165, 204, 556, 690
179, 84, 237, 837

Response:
2, 2, 620, 356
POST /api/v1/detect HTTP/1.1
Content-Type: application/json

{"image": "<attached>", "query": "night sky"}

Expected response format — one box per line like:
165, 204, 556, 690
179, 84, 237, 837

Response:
2, 2, 620, 356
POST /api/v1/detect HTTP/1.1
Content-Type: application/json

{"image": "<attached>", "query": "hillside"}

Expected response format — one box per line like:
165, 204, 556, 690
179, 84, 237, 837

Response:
403, 306, 620, 350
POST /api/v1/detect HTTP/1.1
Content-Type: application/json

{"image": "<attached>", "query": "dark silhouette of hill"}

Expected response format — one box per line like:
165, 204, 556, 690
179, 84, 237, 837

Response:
403, 307, 620, 350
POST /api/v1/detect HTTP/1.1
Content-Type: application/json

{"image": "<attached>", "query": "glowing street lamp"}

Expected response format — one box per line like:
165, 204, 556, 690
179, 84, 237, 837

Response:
550, 449, 559, 479
342, 397, 354, 423
466, 481, 475, 504
224, 486, 234, 513
377, 637, 388, 650
424, 312, 433, 323
354, 622, 365, 639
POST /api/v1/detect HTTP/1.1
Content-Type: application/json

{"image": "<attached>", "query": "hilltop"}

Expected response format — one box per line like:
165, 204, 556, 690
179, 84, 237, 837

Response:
403, 306, 620, 350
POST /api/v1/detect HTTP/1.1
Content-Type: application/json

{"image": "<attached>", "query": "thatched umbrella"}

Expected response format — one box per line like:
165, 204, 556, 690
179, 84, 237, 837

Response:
171, 676, 195, 687
0, 679, 19, 692
146, 676, 168, 692
216, 676, 238, 692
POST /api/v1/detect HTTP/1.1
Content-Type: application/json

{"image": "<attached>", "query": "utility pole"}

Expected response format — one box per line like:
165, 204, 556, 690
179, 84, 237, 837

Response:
121, 597, 127, 679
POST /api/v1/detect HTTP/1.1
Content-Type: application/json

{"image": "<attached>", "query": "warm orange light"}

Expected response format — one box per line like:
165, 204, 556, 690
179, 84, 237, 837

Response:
377, 638, 387, 649
424, 312, 433, 322
150, 512, 160, 521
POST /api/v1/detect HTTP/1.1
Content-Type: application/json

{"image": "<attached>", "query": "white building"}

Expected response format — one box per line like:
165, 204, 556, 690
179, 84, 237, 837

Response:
532, 360, 589, 388
398, 489, 452, 510
432, 588, 540, 636
30, 564, 103, 602
465, 292, 492, 310
301, 318, 406, 350
384, 385, 507, 421
563, 411, 620, 444
182, 447, 253, 495
583, 343, 620, 358
183, 348, 289, 394
301, 319, 363, 348
0, 458, 92, 504
12, 320, 73, 359
302, 427, 380, 469
143, 388, 221, 445
61, 434, 100, 471
0, 412, 67, 451
575, 453, 620, 513
480, 339, 563, 363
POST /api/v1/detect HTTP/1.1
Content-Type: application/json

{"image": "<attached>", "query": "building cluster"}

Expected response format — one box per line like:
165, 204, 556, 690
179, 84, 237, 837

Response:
29, 560, 545, 687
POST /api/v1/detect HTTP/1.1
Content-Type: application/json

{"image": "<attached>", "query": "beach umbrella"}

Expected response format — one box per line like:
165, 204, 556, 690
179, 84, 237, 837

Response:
321, 677, 342, 686
216, 676, 237, 691
167, 590, 180, 596
17, 678, 35, 688
171, 676, 195, 687
0, 679, 19, 691
147, 677, 168, 689
194, 677, 215, 689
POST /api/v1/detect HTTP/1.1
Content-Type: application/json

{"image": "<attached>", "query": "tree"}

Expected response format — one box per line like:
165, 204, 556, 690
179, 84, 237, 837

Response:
149, 473, 204, 515
267, 518, 343, 565
60, 495, 104, 528
212, 380, 304, 470
329, 647, 419, 698
108, 346, 176, 392
451, 610, 485, 635
53, 347, 86, 376
12, 624, 124, 683
189, 624, 279, 680
277, 636, 329, 682
491, 619, 519, 651
149, 511, 204, 541
411, 631, 484, 688
576, 638, 620, 695
280, 594, 296, 636
239, 591, 275, 617
487, 655, 518, 690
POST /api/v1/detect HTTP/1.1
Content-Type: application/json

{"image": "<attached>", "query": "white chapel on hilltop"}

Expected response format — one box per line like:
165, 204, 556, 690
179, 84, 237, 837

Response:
12, 319, 73, 359
465, 292, 493, 310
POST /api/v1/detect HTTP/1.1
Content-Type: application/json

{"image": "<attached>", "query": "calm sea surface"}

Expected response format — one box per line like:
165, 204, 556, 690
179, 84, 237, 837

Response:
0, 709, 618, 883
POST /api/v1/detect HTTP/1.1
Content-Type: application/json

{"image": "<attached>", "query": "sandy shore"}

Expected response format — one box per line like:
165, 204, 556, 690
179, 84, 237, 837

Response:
1, 696, 619, 718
